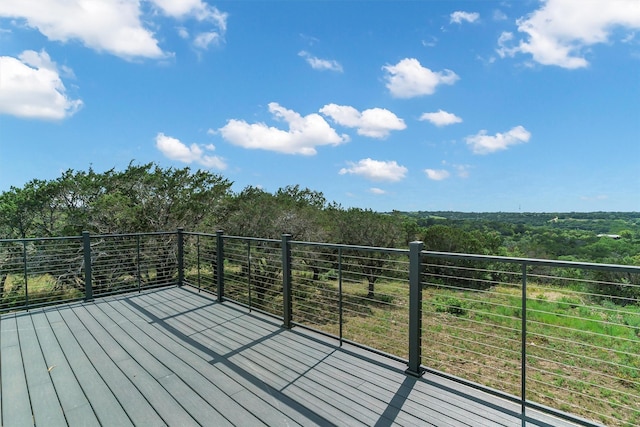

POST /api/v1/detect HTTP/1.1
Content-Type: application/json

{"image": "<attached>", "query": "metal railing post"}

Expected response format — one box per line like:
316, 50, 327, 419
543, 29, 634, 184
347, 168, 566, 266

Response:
196, 234, 201, 292
282, 234, 292, 328
338, 247, 343, 346
406, 241, 424, 377
521, 262, 528, 426
22, 240, 29, 310
83, 231, 93, 302
216, 230, 224, 302
177, 228, 184, 287
247, 240, 252, 311
136, 234, 141, 292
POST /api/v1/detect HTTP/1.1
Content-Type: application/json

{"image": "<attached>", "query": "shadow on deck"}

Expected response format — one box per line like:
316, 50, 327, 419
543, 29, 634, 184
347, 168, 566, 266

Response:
1, 286, 583, 426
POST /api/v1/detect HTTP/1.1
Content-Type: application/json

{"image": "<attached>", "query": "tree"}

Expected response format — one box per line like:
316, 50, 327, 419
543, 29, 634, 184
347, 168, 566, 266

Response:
218, 185, 331, 306
99, 164, 232, 287
327, 207, 405, 298
0, 163, 233, 295
0, 181, 58, 300
421, 225, 503, 290
0, 179, 62, 239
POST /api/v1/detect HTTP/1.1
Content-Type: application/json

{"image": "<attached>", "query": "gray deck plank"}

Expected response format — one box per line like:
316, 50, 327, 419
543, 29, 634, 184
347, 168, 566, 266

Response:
92, 300, 257, 427
116, 357, 200, 427
1, 314, 34, 427
118, 295, 343, 427
108, 296, 323, 427
30, 309, 99, 427
107, 299, 247, 396
184, 312, 483, 426
66, 301, 195, 427
44, 306, 165, 427
53, 306, 136, 427
15, 313, 67, 427
104, 298, 295, 425
321, 343, 518, 426
1, 286, 589, 427
316, 350, 513, 426
120, 288, 553, 426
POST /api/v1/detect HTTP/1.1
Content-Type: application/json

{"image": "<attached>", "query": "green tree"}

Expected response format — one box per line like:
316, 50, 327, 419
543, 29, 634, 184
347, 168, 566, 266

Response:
421, 225, 503, 290
0, 163, 233, 295
327, 207, 405, 298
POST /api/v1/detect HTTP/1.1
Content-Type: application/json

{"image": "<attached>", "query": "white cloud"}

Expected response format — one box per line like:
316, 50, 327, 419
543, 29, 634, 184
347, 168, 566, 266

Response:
465, 125, 531, 154
425, 169, 450, 181
0, 0, 228, 59
219, 103, 349, 155
320, 104, 406, 138
0, 0, 165, 59
155, 132, 227, 169
419, 110, 462, 127
194, 31, 222, 49
580, 194, 609, 201
450, 11, 480, 24
150, 0, 227, 25
298, 51, 343, 72
453, 164, 472, 178
151, 0, 228, 51
497, 0, 640, 68
177, 27, 189, 39
0, 50, 82, 120
382, 58, 459, 98
369, 187, 387, 195
493, 10, 508, 21
339, 158, 407, 182
422, 36, 438, 47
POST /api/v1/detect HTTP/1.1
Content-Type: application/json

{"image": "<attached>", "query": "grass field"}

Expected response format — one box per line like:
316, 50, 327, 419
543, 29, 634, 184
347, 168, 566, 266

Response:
0, 274, 83, 310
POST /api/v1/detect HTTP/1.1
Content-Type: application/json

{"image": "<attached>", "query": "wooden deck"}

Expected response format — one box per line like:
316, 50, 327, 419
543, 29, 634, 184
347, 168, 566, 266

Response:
1, 286, 583, 427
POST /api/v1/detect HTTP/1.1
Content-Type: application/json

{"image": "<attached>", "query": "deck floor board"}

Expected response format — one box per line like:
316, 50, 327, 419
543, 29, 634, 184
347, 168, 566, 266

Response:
1, 286, 586, 427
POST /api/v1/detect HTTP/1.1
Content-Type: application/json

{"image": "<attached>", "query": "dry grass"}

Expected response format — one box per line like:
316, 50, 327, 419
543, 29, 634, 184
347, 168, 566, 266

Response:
291, 276, 640, 427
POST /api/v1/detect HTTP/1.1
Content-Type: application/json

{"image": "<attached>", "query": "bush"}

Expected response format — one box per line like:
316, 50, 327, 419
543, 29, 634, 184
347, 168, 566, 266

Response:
434, 295, 467, 316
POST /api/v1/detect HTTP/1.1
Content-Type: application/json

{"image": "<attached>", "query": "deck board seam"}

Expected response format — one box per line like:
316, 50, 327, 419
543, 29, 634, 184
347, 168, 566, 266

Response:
126, 291, 489, 427
115, 295, 341, 426
75, 300, 206, 426
106, 295, 313, 426
92, 298, 250, 427
56, 302, 168, 425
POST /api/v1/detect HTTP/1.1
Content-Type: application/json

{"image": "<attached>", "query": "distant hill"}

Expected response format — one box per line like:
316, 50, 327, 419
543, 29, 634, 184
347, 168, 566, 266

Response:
395, 211, 639, 232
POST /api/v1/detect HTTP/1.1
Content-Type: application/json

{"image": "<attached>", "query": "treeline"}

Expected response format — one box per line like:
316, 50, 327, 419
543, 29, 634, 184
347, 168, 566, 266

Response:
0, 164, 409, 251
401, 211, 640, 266
1, 163, 638, 266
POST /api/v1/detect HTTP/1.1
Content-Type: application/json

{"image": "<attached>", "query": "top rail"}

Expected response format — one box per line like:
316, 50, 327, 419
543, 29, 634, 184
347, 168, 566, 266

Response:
422, 250, 640, 273
0, 235, 82, 244
0, 230, 177, 244
292, 239, 409, 254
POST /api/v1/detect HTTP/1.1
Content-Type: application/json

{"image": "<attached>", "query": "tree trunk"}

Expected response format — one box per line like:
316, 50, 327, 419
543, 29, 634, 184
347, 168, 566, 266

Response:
0, 274, 6, 300
367, 278, 375, 298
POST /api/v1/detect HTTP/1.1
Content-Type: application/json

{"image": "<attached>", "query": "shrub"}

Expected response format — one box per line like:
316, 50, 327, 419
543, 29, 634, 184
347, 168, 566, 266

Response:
434, 295, 467, 316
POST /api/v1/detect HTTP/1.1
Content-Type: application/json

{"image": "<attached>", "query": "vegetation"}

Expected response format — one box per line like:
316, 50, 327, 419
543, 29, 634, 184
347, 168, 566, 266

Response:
2, 164, 637, 263
1, 163, 638, 425
1, 164, 638, 302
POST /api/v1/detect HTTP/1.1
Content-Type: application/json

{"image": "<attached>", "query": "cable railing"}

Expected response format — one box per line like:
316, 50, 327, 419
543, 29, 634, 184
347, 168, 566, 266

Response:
290, 241, 411, 360
0, 236, 85, 311
1, 230, 638, 426
0, 231, 180, 312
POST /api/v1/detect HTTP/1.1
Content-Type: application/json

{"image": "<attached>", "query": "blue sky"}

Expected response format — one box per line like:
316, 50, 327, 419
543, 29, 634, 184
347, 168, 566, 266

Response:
1, 0, 639, 212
